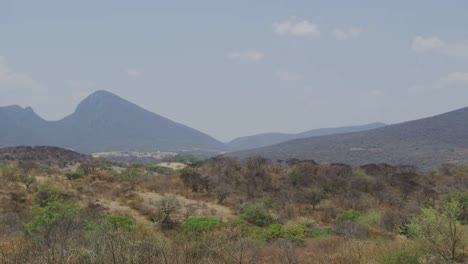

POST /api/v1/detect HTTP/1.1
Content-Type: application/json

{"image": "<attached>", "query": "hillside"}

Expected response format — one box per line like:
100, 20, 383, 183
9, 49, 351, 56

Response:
0, 91, 225, 153
0, 146, 93, 165
227, 106, 468, 168
227, 122, 386, 151
1, 157, 466, 263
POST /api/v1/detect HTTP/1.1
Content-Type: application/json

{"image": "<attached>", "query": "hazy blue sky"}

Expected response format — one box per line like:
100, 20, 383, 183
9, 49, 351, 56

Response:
1, 1, 468, 141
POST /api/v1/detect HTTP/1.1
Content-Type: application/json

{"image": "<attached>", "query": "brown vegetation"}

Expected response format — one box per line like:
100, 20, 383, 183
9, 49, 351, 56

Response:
0, 157, 467, 263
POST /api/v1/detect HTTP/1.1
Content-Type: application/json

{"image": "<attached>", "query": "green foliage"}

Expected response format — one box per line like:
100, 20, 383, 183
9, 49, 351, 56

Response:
121, 165, 147, 189
255, 223, 283, 241
357, 209, 383, 227
406, 200, 465, 262
175, 154, 208, 165
147, 164, 172, 174
19, 174, 36, 190
255, 223, 308, 243
444, 192, 468, 223
282, 223, 307, 242
83, 214, 137, 263
182, 217, 221, 238
338, 209, 361, 222
34, 184, 66, 207
0, 164, 20, 181
381, 249, 420, 264
24, 198, 80, 235
262, 196, 273, 209
302, 188, 325, 210
352, 167, 368, 177
78, 161, 102, 175
288, 170, 302, 187
97, 214, 135, 232
311, 227, 332, 238
240, 204, 272, 227
65, 171, 83, 180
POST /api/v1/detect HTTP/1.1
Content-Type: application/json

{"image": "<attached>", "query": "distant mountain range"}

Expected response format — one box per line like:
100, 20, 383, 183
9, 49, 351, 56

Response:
0, 90, 225, 153
226, 123, 386, 151
4, 90, 467, 168
227, 106, 468, 169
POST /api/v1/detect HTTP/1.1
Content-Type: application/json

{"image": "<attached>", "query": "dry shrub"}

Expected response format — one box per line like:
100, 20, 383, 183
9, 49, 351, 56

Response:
296, 237, 345, 263
0, 212, 24, 240
295, 236, 419, 264
96, 170, 116, 182
258, 239, 299, 264
110, 184, 127, 198
145, 174, 184, 194
320, 205, 339, 223
127, 195, 154, 218
0, 237, 31, 263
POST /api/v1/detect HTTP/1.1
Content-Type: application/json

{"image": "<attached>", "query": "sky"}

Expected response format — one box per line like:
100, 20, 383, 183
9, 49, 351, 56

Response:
1, 0, 468, 142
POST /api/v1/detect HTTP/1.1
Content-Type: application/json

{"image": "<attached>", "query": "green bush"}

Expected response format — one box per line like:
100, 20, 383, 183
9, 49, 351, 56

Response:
357, 209, 383, 227
406, 200, 465, 261
444, 192, 468, 223
34, 184, 67, 207
182, 217, 221, 238
24, 198, 80, 235
338, 209, 361, 222
262, 196, 273, 209
283, 223, 306, 242
65, 171, 83, 180
0, 164, 20, 181
311, 227, 332, 238
352, 168, 368, 177
381, 249, 420, 264
255, 223, 283, 241
99, 214, 135, 231
240, 204, 271, 227
255, 223, 308, 243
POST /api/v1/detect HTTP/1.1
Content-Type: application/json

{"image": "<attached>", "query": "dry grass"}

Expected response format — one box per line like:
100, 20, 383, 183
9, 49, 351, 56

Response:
157, 162, 186, 170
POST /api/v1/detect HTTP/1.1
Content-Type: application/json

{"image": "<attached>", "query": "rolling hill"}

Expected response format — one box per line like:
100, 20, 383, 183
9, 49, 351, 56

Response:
0, 90, 225, 153
0, 146, 93, 166
226, 122, 386, 151
227, 106, 468, 169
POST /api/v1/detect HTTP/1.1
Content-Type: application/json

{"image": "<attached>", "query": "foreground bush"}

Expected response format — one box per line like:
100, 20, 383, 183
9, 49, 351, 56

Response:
240, 204, 272, 227
182, 216, 221, 239
407, 200, 466, 262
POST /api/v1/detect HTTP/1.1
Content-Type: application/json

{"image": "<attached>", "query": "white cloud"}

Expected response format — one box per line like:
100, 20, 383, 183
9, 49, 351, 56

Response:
439, 72, 468, 85
369, 89, 383, 96
277, 71, 301, 81
331, 27, 361, 41
412, 36, 468, 58
0, 56, 38, 91
409, 71, 468, 95
226, 50, 264, 62
412, 36, 445, 52
273, 17, 320, 37
126, 68, 143, 77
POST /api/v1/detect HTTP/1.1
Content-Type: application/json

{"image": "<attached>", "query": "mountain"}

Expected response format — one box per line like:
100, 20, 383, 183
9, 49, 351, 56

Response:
0, 90, 225, 153
0, 105, 49, 146
226, 122, 386, 151
227, 107, 468, 169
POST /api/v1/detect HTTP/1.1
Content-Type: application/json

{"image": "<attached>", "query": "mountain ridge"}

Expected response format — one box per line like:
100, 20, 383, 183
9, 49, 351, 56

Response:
226, 106, 468, 169
227, 122, 386, 151
0, 90, 225, 153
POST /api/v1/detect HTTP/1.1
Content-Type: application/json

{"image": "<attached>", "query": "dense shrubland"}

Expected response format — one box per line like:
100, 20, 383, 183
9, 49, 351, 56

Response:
0, 157, 467, 263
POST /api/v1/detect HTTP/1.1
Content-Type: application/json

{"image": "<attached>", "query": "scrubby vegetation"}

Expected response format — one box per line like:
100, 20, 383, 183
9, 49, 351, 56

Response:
0, 157, 467, 263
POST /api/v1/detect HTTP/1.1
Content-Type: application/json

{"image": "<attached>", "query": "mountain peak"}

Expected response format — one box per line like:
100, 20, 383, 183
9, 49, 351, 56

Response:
0, 105, 38, 116
74, 90, 132, 115
81, 90, 123, 103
